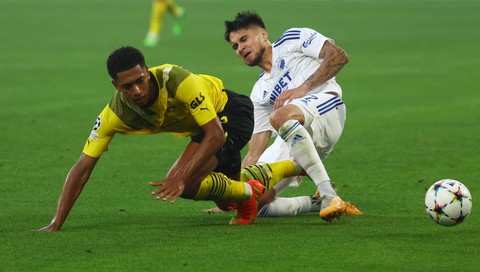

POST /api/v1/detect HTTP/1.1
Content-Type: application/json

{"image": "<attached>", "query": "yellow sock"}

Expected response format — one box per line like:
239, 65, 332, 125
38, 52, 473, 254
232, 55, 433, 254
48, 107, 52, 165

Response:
193, 172, 250, 202
240, 160, 298, 190
148, 0, 168, 35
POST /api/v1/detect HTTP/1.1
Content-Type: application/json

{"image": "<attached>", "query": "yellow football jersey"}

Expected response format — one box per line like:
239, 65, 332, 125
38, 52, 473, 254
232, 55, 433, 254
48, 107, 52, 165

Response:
83, 64, 228, 157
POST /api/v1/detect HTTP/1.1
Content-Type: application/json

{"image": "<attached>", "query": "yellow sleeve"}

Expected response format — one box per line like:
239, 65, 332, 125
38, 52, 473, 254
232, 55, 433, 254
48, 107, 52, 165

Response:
176, 75, 218, 126
82, 105, 121, 157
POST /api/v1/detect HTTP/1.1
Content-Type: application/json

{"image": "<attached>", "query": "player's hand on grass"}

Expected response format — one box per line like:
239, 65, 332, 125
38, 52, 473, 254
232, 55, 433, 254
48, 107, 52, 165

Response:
203, 207, 228, 213
150, 179, 184, 204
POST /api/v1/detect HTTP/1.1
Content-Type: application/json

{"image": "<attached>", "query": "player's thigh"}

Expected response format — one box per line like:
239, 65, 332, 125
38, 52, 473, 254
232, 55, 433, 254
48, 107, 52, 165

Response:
291, 93, 346, 158
215, 90, 254, 177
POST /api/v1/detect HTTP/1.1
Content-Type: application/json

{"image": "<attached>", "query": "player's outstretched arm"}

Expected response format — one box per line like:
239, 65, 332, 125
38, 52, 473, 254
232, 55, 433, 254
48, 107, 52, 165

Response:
37, 153, 99, 232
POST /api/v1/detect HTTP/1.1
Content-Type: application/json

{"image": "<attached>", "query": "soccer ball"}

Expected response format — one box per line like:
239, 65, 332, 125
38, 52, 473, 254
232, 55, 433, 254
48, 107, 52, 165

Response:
425, 179, 472, 226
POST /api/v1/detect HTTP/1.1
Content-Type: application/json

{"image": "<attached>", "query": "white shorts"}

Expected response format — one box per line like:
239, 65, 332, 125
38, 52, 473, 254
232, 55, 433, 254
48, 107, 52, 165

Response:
257, 92, 346, 194
291, 92, 346, 160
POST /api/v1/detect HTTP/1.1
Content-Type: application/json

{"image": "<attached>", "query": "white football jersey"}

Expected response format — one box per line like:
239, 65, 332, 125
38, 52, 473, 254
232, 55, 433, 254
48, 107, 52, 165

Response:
251, 27, 342, 134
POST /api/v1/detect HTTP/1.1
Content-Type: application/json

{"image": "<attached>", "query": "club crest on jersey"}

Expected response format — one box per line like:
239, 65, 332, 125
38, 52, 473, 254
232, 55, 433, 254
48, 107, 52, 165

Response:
278, 59, 286, 71
302, 32, 317, 48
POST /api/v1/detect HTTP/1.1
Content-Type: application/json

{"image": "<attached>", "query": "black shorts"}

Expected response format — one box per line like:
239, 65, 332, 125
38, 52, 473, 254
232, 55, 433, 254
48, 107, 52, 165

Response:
191, 89, 254, 177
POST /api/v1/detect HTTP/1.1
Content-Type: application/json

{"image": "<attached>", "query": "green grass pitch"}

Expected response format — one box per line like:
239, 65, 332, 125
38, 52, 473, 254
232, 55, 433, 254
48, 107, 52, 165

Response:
1, 0, 479, 271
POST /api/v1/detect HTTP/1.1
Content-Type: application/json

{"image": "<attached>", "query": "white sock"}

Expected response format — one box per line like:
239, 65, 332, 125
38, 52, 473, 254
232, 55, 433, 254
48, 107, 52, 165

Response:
146, 32, 159, 39
279, 120, 337, 197
257, 196, 315, 217
243, 183, 252, 200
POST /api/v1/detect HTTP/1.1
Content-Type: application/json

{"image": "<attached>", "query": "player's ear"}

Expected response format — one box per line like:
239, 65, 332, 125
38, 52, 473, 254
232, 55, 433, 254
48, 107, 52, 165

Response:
111, 80, 120, 91
260, 28, 268, 41
144, 65, 150, 79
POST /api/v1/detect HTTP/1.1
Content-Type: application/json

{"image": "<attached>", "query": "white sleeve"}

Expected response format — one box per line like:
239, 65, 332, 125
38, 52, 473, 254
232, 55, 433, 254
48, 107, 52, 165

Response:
250, 80, 275, 135
252, 102, 275, 134
297, 28, 333, 59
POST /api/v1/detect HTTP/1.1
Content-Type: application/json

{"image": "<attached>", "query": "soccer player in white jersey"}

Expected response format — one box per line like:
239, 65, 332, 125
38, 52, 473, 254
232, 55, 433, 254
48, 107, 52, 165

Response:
224, 11, 361, 222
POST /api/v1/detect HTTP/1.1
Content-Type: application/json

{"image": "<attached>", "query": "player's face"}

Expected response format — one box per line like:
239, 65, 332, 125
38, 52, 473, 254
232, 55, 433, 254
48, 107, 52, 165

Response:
112, 65, 153, 107
229, 26, 268, 66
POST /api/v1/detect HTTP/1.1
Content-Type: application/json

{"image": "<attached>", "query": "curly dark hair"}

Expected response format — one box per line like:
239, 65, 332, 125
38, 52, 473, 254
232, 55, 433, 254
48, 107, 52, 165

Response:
224, 11, 266, 42
106, 46, 146, 80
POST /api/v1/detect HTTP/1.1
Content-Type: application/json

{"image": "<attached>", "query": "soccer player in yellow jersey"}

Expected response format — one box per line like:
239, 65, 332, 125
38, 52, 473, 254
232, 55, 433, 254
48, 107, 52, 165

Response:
144, 0, 185, 47
37, 46, 276, 231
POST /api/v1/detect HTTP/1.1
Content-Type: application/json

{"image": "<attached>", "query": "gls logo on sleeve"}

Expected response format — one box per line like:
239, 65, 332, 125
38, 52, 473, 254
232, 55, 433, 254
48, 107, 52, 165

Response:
190, 92, 205, 109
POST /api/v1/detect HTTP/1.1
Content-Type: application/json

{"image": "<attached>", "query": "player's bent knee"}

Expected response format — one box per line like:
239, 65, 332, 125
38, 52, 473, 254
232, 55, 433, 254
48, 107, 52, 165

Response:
269, 110, 288, 130
269, 106, 305, 130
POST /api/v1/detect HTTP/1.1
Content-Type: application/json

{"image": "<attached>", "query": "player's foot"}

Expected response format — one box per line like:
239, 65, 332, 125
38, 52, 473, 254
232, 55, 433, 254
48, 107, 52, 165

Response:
312, 181, 337, 198
318, 195, 362, 222
172, 7, 185, 37
344, 201, 362, 215
319, 195, 345, 222
309, 195, 322, 212
230, 180, 265, 225
143, 33, 159, 47
203, 202, 237, 214
203, 207, 227, 213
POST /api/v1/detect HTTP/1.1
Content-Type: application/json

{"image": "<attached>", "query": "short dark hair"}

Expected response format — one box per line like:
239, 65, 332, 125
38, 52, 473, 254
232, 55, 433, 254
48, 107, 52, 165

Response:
224, 11, 266, 42
106, 46, 146, 80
